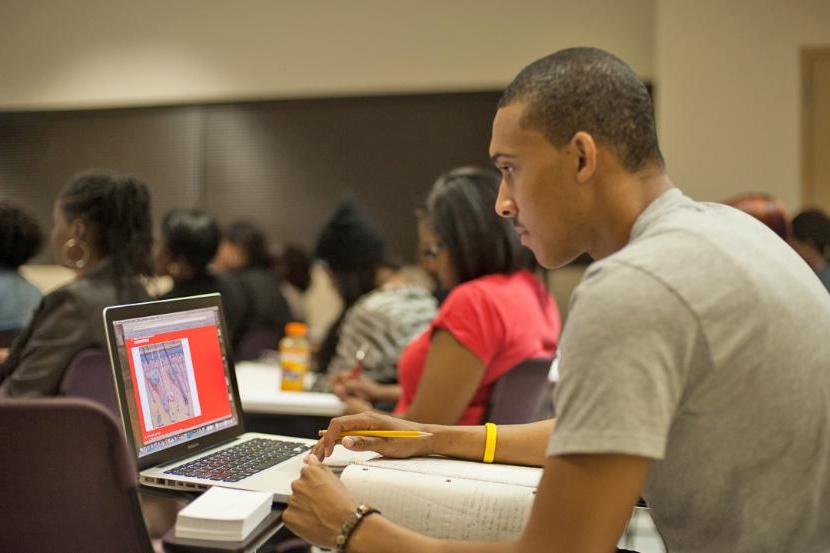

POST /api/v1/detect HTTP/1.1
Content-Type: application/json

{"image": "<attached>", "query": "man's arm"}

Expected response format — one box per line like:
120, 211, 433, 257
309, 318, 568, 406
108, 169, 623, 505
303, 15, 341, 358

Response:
313, 412, 554, 467
427, 418, 555, 466
286, 452, 651, 553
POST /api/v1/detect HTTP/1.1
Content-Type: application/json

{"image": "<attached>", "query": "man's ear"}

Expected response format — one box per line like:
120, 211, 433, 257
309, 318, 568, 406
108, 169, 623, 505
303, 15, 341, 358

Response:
570, 131, 598, 183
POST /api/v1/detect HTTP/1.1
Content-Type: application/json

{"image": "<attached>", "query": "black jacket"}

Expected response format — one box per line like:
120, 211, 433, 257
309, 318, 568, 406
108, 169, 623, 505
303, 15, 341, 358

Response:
161, 271, 249, 343
235, 267, 293, 335
0, 260, 149, 397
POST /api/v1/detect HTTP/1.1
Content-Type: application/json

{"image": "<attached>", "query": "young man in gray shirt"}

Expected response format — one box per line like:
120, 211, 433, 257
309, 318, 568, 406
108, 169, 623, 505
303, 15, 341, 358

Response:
284, 47, 830, 553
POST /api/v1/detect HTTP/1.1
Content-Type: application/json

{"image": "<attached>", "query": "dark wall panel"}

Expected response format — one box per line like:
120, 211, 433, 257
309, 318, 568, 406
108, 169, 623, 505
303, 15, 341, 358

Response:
0, 107, 203, 262
0, 91, 501, 263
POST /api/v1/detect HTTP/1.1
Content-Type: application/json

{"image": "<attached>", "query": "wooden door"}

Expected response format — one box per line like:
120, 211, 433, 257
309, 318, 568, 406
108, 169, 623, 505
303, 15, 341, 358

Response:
802, 47, 830, 210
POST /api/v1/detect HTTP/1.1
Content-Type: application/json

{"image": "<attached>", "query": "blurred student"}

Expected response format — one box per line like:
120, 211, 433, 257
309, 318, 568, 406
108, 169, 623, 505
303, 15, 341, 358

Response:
789, 208, 830, 292
154, 209, 249, 343
0, 171, 151, 397
214, 220, 292, 338
314, 196, 437, 388
0, 202, 43, 344
275, 244, 313, 322
335, 168, 561, 425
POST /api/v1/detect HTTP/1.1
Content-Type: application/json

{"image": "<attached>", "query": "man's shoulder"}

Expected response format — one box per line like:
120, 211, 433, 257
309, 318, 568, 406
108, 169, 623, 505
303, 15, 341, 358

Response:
602, 200, 765, 284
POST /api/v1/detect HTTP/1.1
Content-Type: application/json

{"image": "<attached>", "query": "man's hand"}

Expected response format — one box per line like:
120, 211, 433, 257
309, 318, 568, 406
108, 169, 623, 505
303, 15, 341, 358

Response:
313, 411, 435, 460
283, 454, 357, 548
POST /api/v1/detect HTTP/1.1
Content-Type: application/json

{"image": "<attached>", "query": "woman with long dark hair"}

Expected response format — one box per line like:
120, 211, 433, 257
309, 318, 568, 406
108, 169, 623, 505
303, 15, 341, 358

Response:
0, 171, 152, 396
336, 167, 561, 425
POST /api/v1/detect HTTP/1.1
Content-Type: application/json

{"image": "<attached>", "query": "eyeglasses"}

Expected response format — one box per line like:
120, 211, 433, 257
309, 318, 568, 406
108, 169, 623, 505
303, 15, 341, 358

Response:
420, 243, 443, 260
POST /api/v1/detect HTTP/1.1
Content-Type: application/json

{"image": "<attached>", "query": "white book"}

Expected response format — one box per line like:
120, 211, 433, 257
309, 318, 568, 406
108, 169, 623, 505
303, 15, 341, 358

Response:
175, 486, 273, 542
336, 456, 543, 541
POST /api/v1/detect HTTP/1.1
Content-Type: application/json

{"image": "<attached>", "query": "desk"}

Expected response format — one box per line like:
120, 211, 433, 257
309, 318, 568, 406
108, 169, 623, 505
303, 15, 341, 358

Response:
162, 511, 284, 553
235, 361, 344, 439
235, 361, 344, 417
140, 485, 289, 553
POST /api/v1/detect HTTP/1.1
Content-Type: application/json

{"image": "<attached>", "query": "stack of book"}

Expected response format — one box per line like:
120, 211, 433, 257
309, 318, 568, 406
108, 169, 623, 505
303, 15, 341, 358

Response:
174, 486, 273, 542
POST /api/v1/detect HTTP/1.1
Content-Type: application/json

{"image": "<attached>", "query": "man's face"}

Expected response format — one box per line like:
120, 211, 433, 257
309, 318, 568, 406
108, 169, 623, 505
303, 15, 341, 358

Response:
489, 102, 587, 269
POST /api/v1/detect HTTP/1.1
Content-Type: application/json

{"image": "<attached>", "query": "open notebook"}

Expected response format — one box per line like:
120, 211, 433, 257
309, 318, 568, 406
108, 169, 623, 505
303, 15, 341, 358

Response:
327, 449, 542, 541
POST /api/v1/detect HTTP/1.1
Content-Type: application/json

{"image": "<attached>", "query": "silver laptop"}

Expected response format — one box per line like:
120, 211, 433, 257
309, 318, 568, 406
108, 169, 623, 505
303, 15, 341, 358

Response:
103, 293, 316, 502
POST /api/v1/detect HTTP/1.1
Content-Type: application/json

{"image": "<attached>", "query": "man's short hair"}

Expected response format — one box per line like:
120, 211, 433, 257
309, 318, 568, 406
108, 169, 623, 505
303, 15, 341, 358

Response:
499, 47, 664, 172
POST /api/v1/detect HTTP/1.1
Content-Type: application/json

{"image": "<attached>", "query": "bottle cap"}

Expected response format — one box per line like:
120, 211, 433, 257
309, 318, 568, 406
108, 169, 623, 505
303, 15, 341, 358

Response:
285, 322, 308, 337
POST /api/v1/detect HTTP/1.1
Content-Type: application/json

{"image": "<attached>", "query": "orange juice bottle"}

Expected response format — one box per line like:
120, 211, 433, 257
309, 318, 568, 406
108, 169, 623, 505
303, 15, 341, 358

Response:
279, 322, 310, 392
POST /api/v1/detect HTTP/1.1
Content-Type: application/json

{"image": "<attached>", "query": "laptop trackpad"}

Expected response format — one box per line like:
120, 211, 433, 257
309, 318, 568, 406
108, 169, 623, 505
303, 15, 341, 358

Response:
241, 456, 304, 495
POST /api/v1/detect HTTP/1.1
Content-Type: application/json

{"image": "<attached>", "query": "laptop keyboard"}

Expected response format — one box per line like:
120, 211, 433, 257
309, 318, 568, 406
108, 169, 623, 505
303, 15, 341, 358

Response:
165, 438, 311, 483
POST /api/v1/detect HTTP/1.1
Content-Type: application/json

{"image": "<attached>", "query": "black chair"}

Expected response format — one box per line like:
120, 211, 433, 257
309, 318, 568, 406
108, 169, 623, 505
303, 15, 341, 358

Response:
487, 357, 554, 424
0, 399, 252, 553
60, 348, 119, 416
0, 398, 155, 553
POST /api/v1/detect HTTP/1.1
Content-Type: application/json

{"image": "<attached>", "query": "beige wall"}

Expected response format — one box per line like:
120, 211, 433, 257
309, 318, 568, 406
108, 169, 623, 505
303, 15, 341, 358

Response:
655, 0, 830, 209
0, 0, 653, 110
7, 0, 827, 208
8, 2, 830, 318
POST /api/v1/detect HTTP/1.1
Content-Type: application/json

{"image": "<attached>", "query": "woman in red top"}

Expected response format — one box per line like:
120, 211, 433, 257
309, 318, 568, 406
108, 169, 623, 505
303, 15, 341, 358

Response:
335, 167, 561, 425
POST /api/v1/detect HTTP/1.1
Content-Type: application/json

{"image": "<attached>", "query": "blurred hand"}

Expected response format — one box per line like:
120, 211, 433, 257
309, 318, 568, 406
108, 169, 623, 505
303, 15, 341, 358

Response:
0, 348, 8, 365
283, 454, 357, 548
332, 374, 386, 402
343, 396, 373, 415
327, 368, 352, 390
312, 411, 434, 460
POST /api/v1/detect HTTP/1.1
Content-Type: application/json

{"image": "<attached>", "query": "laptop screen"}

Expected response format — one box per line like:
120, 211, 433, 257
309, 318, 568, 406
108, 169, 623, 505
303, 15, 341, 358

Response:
109, 304, 241, 459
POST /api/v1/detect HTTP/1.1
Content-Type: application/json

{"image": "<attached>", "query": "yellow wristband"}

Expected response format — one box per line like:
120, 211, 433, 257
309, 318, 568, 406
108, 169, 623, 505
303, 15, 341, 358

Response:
483, 422, 497, 463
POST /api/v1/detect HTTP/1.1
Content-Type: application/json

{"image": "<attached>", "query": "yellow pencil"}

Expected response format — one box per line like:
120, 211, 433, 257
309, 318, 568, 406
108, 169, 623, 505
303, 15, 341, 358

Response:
317, 430, 432, 438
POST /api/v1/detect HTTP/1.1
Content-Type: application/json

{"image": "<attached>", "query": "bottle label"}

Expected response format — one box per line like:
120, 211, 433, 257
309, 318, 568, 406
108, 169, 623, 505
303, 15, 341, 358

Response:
280, 348, 310, 369
280, 349, 309, 392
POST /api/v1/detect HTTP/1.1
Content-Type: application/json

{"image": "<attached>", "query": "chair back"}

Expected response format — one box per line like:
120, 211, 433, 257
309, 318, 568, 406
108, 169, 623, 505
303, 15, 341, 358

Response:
60, 348, 119, 416
0, 398, 153, 553
235, 326, 282, 362
487, 357, 554, 424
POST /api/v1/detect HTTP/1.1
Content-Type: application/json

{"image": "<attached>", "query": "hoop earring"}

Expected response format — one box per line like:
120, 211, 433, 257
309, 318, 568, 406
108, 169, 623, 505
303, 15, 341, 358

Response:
62, 238, 90, 270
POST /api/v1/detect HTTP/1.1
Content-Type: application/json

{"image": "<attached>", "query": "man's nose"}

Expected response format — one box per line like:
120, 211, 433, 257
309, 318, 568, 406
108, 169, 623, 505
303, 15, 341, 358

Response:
495, 180, 517, 219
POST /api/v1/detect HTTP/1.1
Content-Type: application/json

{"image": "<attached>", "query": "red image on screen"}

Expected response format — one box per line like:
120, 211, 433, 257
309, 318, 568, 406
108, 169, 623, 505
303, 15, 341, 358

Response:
125, 324, 232, 444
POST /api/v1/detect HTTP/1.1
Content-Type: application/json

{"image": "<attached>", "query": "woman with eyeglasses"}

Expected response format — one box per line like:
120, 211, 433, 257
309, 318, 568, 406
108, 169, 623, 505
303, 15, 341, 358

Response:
334, 167, 561, 425
0, 171, 152, 396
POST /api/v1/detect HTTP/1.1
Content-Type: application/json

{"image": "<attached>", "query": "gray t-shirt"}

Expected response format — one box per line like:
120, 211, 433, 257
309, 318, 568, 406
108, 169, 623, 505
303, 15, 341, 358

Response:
548, 188, 830, 552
